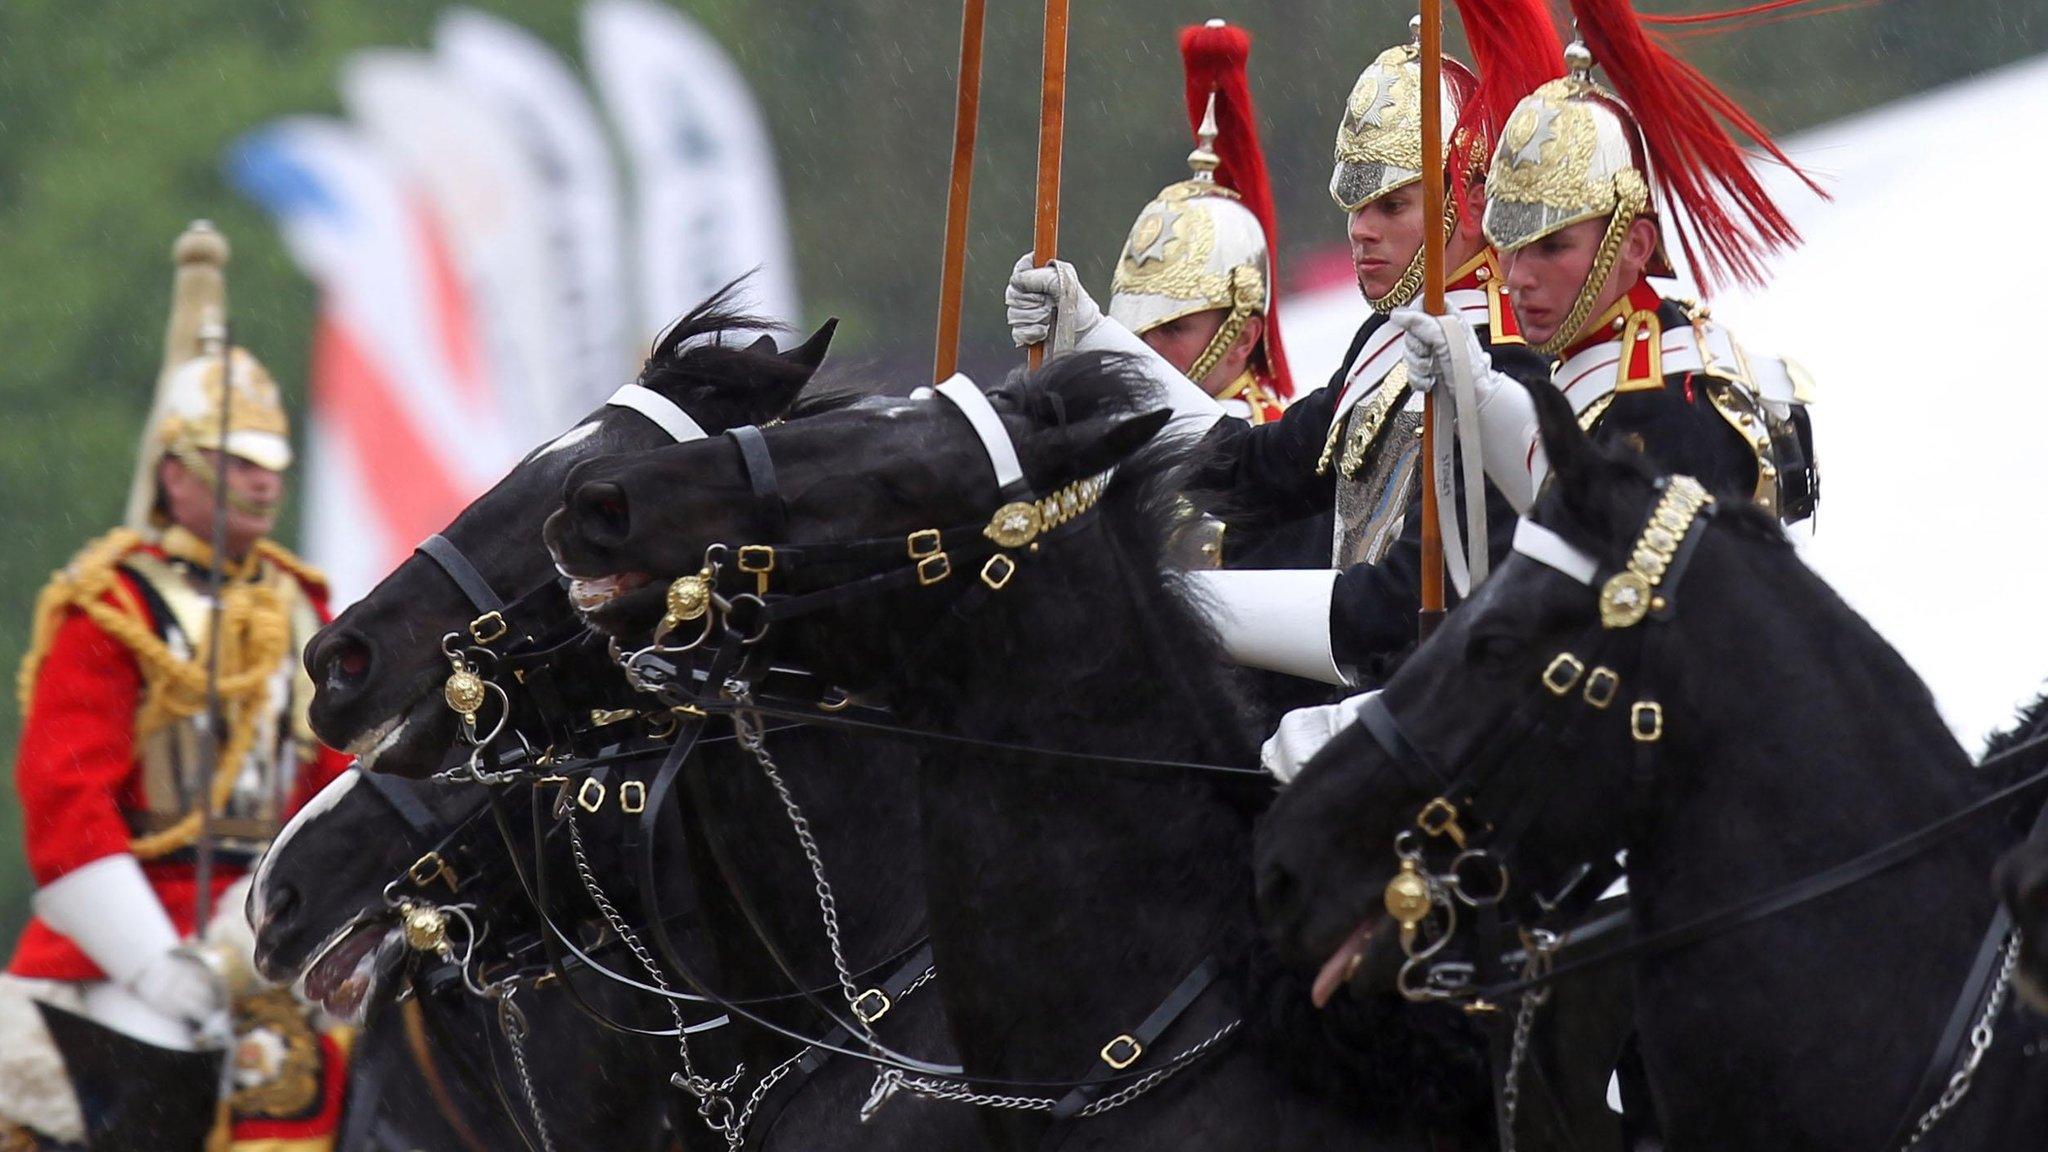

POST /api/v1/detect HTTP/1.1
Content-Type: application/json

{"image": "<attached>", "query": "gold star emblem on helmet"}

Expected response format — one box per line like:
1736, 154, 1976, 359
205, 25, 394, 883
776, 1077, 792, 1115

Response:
1348, 70, 1400, 132
1127, 204, 1182, 266
1506, 102, 1562, 169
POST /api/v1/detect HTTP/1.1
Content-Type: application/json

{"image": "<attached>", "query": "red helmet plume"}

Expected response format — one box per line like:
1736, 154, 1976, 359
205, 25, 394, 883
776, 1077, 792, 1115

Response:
1179, 20, 1293, 398
1570, 0, 1828, 291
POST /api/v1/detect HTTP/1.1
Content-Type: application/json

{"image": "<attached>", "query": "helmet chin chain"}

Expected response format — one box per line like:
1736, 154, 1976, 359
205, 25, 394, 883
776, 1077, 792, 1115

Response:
1366, 194, 1461, 314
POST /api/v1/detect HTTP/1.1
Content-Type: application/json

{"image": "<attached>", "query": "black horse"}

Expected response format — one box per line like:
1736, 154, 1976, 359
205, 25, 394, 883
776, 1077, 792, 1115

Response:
545, 354, 1497, 1151
1255, 376, 2048, 1149
290, 295, 971, 1150
251, 767, 683, 1152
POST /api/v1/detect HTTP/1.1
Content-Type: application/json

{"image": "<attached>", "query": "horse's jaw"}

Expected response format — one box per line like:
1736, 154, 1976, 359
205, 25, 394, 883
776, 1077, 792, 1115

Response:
295, 915, 404, 1026
345, 698, 458, 778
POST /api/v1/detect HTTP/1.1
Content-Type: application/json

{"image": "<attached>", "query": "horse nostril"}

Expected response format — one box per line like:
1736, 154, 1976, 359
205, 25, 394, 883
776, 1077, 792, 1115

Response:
573, 481, 632, 546
1256, 863, 1300, 927
266, 884, 300, 927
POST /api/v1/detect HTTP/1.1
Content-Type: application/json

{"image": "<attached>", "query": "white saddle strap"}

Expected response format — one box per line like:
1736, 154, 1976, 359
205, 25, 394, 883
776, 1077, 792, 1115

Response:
606, 384, 708, 443
1511, 519, 1599, 586
1431, 313, 1490, 597
934, 374, 1027, 493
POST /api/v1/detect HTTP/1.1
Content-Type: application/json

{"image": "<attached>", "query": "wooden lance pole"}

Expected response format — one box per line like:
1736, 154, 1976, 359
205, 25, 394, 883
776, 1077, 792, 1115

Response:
933, 0, 987, 383
1416, 0, 1449, 638
1027, 0, 1071, 370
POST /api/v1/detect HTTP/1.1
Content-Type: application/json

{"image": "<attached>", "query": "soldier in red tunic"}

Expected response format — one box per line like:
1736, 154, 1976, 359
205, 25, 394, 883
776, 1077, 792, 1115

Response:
0, 222, 350, 1152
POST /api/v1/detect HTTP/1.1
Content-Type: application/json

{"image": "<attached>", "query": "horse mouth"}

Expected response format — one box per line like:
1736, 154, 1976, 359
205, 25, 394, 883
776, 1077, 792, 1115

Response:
1312, 914, 1384, 1008
344, 699, 457, 778
299, 918, 403, 1025
567, 571, 650, 613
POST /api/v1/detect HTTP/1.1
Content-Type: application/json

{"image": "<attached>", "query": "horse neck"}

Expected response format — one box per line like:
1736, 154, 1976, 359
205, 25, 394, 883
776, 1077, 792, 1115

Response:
1623, 546, 2006, 1143
679, 734, 926, 1014
890, 520, 1258, 1078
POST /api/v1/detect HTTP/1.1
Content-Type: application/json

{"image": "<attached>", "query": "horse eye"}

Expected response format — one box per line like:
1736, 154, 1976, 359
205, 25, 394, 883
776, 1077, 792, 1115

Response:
1465, 632, 1524, 669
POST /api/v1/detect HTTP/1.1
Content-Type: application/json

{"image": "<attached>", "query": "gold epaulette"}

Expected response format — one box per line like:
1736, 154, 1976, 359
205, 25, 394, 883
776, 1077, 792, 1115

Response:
254, 538, 328, 595
15, 528, 150, 716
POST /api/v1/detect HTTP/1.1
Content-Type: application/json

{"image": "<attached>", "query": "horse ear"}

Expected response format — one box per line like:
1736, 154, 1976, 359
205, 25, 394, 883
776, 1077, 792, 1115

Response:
1526, 377, 1606, 512
1029, 407, 1173, 483
746, 333, 778, 354
781, 318, 838, 375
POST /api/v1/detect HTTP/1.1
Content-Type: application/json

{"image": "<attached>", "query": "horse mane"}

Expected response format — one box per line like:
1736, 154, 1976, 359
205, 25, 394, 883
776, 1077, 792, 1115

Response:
637, 279, 811, 401
1987, 689, 2048, 761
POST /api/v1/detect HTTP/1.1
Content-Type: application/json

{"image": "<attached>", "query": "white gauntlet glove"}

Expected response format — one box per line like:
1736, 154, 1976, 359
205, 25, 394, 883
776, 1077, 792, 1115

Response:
1385, 308, 1544, 513
33, 854, 230, 1044
1006, 255, 1101, 349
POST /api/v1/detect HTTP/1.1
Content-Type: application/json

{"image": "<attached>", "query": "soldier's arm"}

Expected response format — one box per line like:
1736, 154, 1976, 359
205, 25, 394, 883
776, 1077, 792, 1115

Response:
1184, 372, 1347, 525
16, 599, 150, 884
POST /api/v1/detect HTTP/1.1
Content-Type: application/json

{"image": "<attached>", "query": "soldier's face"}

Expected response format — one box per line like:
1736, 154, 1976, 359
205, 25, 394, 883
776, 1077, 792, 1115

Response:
160, 450, 285, 557
1505, 215, 1660, 346
1348, 189, 1423, 300
1140, 308, 1259, 395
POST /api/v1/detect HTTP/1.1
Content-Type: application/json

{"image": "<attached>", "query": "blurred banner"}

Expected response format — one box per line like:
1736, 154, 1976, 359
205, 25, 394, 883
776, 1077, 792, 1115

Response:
228, 4, 798, 601
584, 0, 800, 332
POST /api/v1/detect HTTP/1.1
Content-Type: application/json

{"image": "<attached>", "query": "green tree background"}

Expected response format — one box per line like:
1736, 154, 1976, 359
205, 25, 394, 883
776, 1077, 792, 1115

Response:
2, 0, 2042, 939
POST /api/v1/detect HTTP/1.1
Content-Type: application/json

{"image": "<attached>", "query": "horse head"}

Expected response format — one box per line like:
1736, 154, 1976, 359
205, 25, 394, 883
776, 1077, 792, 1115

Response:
246, 768, 492, 1022
544, 353, 1169, 689
304, 287, 835, 776
1255, 373, 1826, 1002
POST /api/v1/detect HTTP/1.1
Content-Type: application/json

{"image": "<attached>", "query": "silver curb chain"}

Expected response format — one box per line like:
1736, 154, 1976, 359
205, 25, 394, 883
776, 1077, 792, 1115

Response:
1901, 928, 2021, 1150
565, 809, 750, 1145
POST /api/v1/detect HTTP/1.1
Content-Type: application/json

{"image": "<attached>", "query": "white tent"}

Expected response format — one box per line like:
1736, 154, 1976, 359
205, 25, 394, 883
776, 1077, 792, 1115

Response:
1281, 54, 2048, 747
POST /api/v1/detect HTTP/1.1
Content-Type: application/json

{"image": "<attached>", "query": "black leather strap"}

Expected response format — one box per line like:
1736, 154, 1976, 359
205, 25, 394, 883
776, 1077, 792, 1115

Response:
1048, 954, 1229, 1123
416, 534, 507, 618
1882, 795, 2048, 1147
727, 426, 787, 537
795, 943, 936, 1076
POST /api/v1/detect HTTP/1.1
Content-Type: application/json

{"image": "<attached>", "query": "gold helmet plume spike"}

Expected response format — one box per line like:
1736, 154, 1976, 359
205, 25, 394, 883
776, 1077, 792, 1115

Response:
126, 222, 231, 532
1186, 92, 1221, 183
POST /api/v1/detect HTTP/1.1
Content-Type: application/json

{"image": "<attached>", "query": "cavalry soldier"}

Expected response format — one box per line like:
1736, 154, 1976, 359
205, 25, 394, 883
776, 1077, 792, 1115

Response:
1009, 8, 1559, 686
0, 222, 350, 1152
1012, 19, 1294, 428
1390, 12, 1823, 537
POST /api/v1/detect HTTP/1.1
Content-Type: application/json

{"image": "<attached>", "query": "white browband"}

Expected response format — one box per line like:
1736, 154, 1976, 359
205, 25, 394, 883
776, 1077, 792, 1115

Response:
606, 384, 708, 444
1511, 519, 1600, 587
933, 373, 1027, 492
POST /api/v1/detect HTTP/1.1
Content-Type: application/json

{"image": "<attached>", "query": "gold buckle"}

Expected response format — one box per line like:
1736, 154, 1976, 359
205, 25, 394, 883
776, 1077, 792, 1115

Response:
906, 529, 944, 559
738, 545, 776, 594
407, 851, 459, 892
851, 988, 892, 1024
1582, 666, 1621, 709
916, 553, 952, 586
980, 554, 1017, 591
618, 781, 647, 815
577, 778, 607, 813
469, 611, 508, 645
1416, 798, 1468, 849
1100, 1034, 1143, 1070
1631, 701, 1665, 743
1541, 653, 1585, 696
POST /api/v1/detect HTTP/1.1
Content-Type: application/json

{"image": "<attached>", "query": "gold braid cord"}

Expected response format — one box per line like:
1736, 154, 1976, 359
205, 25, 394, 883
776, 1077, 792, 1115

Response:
15, 529, 296, 860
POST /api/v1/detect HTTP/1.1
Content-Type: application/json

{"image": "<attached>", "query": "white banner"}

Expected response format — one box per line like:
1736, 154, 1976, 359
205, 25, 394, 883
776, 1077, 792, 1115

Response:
342, 50, 571, 439
583, 0, 800, 335
226, 118, 517, 601
437, 8, 633, 406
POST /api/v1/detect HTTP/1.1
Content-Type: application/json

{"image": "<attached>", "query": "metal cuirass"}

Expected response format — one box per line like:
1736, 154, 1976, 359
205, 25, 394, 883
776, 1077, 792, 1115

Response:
1330, 367, 1422, 568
